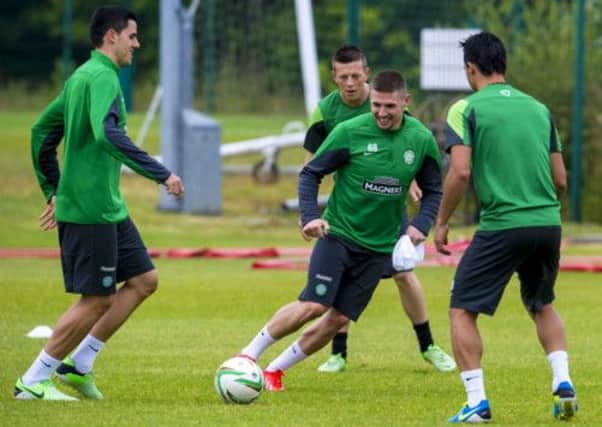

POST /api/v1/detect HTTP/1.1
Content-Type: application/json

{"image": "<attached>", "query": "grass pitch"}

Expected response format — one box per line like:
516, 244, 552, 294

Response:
2, 259, 600, 426
1, 111, 601, 425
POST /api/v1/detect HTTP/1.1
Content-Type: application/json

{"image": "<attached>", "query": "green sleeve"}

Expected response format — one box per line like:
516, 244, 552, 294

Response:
31, 92, 65, 201
309, 105, 323, 126
88, 70, 120, 146
446, 99, 470, 145
88, 71, 169, 182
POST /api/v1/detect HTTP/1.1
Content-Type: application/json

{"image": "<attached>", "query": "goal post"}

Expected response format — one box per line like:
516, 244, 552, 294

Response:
151, 0, 322, 214
158, 0, 222, 214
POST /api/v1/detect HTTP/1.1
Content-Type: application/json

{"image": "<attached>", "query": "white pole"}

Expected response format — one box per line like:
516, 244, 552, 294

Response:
135, 85, 162, 147
186, 0, 201, 17
294, 0, 321, 118
159, 0, 182, 210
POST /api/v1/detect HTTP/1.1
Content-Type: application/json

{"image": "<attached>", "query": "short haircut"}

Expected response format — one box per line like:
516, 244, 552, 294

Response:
90, 6, 137, 48
372, 70, 407, 93
461, 32, 507, 76
331, 44, 368, 69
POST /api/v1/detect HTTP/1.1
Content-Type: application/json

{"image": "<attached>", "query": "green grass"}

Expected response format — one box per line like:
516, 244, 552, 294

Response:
1, 110, 602, 425
1, 260, 601, 425
0, 110, 313, 247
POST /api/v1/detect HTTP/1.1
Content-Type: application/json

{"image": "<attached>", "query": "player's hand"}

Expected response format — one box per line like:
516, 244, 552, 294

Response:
39, 196, 57, 231
409, 180, 422, 204
406, 225, 426, 246
165, 174, 184, 199
298, 218, 312, 242
302, 218, 330, 240
434, 223, 451, 255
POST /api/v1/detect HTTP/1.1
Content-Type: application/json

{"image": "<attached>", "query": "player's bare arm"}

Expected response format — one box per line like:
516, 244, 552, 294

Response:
550, 152, 567, 198
434, 145, 471, 255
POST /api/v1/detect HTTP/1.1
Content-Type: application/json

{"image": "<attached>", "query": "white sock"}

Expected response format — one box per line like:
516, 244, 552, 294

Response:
460, 368, 486, 408
265, 340, 307, 372
22, 349, 61, 386
240, 326, 275, 360
547, 350, 571, 392
71, 334, 105, 374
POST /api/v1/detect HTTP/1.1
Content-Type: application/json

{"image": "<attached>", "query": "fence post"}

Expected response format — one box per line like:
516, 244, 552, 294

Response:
570, 0, 585, 222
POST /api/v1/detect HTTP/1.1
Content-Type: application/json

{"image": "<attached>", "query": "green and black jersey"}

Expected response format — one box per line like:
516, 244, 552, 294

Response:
303, 89, 371, 153
314, 89, 371, 134
31, 51, 171, 224
445, 83, 562, 231
299, 113, 442, 254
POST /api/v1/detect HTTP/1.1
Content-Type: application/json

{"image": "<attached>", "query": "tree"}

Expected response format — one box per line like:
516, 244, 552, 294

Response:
468, 0, 602, 221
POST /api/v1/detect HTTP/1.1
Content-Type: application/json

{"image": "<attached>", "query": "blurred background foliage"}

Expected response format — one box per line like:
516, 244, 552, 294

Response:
0, 0, 600, 220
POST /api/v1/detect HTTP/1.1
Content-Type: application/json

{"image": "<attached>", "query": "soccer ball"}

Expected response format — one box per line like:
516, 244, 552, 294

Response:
214, 356, 264, 404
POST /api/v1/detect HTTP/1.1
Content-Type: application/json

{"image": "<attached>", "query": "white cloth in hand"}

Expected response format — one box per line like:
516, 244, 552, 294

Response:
392, 235, 425, 271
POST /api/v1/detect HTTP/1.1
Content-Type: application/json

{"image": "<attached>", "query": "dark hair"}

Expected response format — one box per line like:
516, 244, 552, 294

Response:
461, 32, 506, 76
331, 44, 368, 69
90, 6, 137, 47
372, 70, 407, 93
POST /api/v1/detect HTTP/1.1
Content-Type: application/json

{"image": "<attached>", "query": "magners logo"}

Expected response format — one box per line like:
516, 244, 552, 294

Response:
362, 177, 402, 196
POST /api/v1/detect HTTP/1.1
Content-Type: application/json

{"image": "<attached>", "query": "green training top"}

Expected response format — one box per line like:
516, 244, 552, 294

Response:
303, 112, 441, 253
312, 89, 371, 133
445, 83, 562, 231
31, 51, 171, 224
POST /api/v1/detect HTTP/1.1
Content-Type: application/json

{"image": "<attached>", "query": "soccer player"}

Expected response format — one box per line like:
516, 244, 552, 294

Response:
435, 32, 577, 422
15, 6, 183, 401
305, 45, 454, 374
240, 70, 443, 391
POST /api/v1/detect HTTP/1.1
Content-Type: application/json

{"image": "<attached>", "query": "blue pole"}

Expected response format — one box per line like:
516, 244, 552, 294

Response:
570, 0, 585, 222
62, 0, 72, 83
159, 0, 183, 211
119, 0, 133, 110
347, 0, 359, 45
203, 0, 216, 113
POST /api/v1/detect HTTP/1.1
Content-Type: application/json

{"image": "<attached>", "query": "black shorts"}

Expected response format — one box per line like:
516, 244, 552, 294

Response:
58, 217, 154, 296
381, 262, 413, 279
451, 226, 561, 315
298, 234, 388, 321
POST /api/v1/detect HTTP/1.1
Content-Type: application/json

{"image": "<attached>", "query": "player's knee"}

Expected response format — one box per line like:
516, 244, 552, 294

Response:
131, 269, 159, 299
142, 270, 159, 297
299, 301, 327, 322
325, 310, 350, 331
449, 307, 475, 325
83, 294, 113, 315
98, 296, 113, 312
393, 271, 412, 288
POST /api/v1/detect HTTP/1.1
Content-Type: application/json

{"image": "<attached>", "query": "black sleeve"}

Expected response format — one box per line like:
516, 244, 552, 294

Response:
38, 126, 64, 201
298, 148, 350, 226
410, 155, 442, 235
549, 117, 560, 153
444, 124, 463, 154
302, 120, 328, 153
104, 100, 171, 182
444, 108, 475, 153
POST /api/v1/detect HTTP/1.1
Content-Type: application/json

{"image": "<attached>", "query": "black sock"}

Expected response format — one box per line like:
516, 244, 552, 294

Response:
413, 321, 434, 353
332, 332, 348, 359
